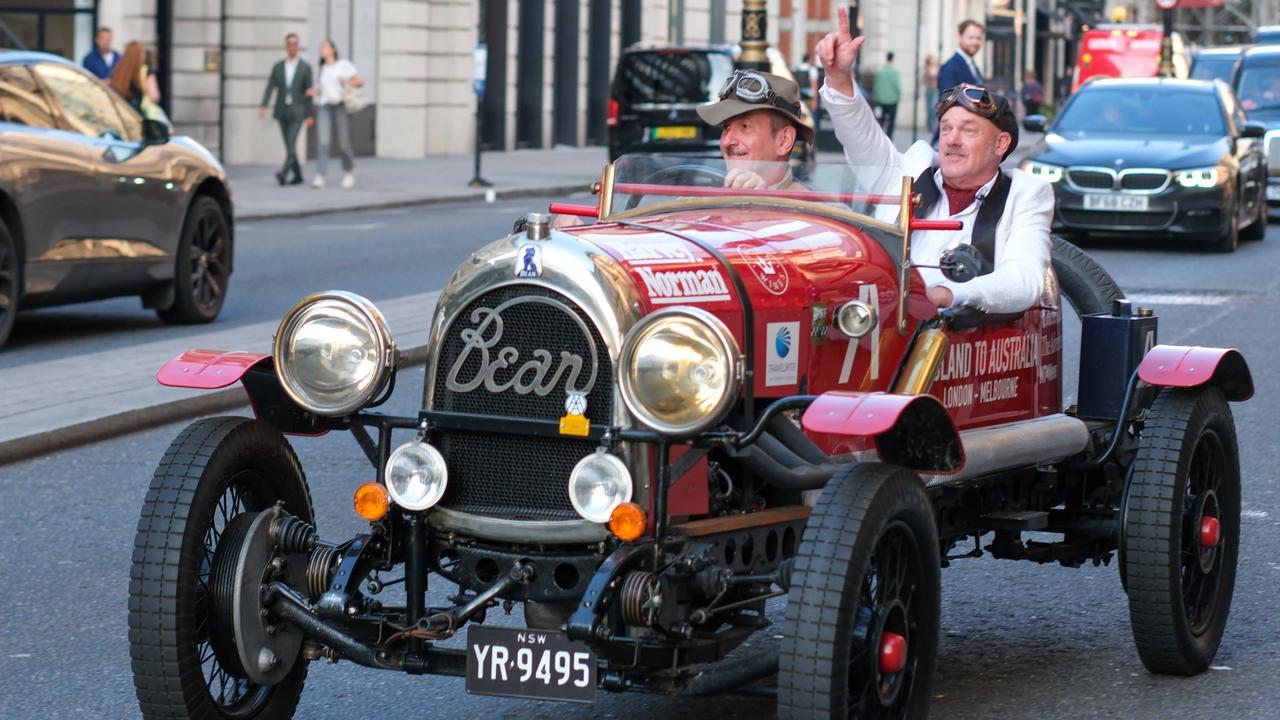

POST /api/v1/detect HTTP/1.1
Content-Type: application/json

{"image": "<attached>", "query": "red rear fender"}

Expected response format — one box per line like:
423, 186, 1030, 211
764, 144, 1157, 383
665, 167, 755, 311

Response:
802, 392, 964, 473
1137, 345, 1253, 402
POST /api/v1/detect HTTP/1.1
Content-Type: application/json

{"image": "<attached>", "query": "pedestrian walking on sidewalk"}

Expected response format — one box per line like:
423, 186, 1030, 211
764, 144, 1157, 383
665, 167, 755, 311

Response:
110, 41, 168, 126
82, 27, 119, 81
872, 52, 901, 139
1022, 69, 1044, 116
259, 33, 314, 186
921, 54, 940, 132
309, 38, 362, 189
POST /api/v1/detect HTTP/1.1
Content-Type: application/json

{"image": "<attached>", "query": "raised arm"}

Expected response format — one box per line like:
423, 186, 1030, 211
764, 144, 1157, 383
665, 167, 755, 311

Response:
814, 9, 904, 179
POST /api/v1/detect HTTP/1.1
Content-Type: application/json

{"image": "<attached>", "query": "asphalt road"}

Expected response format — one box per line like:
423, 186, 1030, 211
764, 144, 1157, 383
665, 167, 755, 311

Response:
1, 207, 1278, 719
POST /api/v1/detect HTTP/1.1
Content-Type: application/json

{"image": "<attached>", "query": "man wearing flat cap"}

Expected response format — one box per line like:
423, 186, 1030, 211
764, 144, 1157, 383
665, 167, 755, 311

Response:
815, 9, 1054, 315
697, 70, 814, 191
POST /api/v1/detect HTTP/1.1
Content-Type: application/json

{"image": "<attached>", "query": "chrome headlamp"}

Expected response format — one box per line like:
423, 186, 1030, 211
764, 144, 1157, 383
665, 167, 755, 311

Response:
385, 440, 448, 511
273, 291, 396, 416
568, 450, 633, 523
618, 307, 741, 435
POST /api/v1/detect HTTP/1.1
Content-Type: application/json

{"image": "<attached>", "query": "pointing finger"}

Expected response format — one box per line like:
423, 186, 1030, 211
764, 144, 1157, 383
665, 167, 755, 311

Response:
837, 7, 848, 36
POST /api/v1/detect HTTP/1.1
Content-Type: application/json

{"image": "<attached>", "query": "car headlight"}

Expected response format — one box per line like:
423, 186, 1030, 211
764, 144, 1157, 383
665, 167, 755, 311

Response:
568, 450, 633, 523
1021, 160, 1064, 183
273, 291, 396, 416
1175, 166, 1222, 189
385, 441, 448, 511
619, 307, 741, 435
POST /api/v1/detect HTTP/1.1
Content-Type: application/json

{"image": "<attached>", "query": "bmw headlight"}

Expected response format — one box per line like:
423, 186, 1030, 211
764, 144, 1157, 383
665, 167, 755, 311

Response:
619, 308, 741, 435
273, 291, 396, 416
1021, 160, 1064, 184
1176, 166, 1223, 189
568, 450, 633, 523
385, 441, 448, 511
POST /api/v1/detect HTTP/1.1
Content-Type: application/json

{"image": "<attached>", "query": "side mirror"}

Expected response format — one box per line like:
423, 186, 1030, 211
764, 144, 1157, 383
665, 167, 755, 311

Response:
938, 244, 991, 283
1022, 115, 1047, 133
1240, 121, 1267, 139
142, 118, 170, 145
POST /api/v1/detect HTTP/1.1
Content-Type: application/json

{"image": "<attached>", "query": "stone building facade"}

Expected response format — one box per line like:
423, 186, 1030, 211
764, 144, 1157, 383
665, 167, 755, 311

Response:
7, 0, 1087, 163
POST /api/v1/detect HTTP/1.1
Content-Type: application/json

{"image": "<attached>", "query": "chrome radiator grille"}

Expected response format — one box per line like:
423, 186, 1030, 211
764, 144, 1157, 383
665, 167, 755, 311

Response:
430, 284, 614, 521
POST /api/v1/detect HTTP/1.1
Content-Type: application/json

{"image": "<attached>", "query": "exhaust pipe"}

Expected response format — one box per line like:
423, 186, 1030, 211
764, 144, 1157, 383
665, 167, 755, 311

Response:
923, 414, 1090, 486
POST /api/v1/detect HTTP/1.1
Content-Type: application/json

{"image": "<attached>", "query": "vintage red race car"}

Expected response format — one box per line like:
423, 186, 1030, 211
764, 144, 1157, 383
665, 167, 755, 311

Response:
129, 155, 1253, 718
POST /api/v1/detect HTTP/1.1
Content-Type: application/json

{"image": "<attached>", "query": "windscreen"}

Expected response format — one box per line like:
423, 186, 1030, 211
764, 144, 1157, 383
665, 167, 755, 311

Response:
609, 154, 906, 227
613, 50, 736, 105
1236, 65, 1280, 112
1189, 55, 1237, 83
1055, 87, 1224, 136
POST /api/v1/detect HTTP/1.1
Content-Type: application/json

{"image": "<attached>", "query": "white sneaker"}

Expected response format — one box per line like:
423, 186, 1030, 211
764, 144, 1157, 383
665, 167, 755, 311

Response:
311, 175, 325, 189
341, 173, 355, 189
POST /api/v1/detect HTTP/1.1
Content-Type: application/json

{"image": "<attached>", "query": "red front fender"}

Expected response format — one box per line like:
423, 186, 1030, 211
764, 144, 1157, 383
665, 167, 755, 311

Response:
156, 349, 271, 388
802, 391, 964, 473
156, 349, 333, 435
1137, 345, 1253, 402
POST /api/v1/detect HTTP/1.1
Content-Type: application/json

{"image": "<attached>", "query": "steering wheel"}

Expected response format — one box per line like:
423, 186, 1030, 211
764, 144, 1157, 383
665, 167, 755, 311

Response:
624, 164, 728, 210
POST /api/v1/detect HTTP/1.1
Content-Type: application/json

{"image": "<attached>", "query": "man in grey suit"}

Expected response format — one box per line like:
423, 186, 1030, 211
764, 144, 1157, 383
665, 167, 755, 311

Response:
259, 33, 314, 186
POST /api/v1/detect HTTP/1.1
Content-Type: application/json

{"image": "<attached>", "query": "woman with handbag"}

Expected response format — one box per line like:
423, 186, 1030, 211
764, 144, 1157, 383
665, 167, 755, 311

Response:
110, 41, 170, 128
310, 38, 362, 189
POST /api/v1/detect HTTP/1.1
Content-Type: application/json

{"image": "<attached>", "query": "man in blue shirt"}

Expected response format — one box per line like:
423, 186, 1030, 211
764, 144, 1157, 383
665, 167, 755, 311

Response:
82, 27, 119, 81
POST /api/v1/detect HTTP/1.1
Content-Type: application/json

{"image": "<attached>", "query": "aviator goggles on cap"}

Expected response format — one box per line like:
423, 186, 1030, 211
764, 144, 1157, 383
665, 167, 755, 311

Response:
718, 70, 802, 117
935, 83, 999, 119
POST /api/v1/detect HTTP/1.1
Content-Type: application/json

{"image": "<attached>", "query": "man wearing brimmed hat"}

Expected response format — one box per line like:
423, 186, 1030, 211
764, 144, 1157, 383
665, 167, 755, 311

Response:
814, 9, 1054, 315
697, 70, 814, 190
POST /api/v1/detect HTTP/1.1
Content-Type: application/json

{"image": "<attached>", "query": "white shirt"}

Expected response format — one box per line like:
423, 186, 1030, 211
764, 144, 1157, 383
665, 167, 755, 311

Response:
283, 58, 299, 104
317, 59, 357, 106
956, 50, 984, 85
819, 81, 1054, 314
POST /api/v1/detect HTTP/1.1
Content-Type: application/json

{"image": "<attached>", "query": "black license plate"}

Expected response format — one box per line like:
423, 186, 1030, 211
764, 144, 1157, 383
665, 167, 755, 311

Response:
465, 625, 597, 703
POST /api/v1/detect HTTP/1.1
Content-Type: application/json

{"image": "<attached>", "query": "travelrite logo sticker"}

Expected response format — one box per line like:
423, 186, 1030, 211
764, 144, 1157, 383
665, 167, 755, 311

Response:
765, 321, 800, 386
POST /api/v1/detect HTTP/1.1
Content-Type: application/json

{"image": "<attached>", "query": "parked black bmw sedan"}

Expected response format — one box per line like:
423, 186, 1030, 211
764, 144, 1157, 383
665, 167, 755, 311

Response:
0, 51, 233, 348
1020, 77, 1268, 252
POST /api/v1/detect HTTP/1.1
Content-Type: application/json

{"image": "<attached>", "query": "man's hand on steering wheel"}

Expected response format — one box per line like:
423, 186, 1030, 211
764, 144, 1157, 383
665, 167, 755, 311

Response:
725, 168, 770, 190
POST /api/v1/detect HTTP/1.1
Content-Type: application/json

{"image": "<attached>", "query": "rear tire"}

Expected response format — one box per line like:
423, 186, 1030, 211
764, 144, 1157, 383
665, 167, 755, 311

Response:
779, 464, 940, 719
1050, 234, 1123, 316
0, 221, 17, 349
1123, 388, 1240, 676
157, 195, 232, 325
129, 417, 313, 719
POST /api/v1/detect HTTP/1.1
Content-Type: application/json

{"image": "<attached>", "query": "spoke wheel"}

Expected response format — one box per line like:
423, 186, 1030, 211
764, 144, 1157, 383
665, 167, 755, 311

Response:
780, 463, 940, 719
158, 195, 231, 325
129, 417, 313, 719
0, 220, 19, 348
1123, 388, 1240, 675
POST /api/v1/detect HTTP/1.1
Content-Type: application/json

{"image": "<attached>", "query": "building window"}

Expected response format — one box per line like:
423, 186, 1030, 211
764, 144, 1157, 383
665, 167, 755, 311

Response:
0, 0, 97, 62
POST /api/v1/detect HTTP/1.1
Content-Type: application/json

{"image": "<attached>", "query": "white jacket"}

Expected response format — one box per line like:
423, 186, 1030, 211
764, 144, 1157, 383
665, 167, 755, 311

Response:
820, 82, 1054, 314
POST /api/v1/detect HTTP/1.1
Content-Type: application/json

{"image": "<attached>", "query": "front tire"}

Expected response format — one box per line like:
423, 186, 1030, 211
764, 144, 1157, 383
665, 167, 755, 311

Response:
157, 195, 232, 325
1207, 214, 1238, 253
779, 464, 941, 719
1123, 388, 1240, 675
0, 220, 18, 348
129, 417, 313, 719
1240, 195, 1267, 242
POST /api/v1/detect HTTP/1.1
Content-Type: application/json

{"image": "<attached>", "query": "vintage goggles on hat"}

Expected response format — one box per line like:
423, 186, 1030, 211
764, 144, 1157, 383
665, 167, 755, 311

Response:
718, 70, 801, 117
936, 83, 999, 119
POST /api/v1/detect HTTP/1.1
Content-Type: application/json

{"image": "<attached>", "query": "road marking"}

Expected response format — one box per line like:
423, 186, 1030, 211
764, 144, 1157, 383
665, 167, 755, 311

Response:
1125, 291, 1236, 307
305, 223, 384, 231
